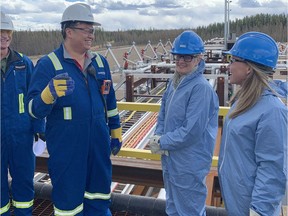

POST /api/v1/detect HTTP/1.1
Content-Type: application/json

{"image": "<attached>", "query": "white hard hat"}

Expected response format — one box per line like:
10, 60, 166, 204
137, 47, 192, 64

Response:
61, 3, 100, 26
1, 12, 14, 31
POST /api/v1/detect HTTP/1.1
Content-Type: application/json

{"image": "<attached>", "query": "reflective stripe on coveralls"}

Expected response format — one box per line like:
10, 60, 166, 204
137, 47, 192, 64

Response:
48, 52, 63, 70
1, 49, 39, 216
84, 191, 111, 200
48, 51, 117, 120
16, 53, 25, 114
18, 93, 24, 113
17, 53, 25, 114
48, 52, 112, 210
28, 52, 59, 119
107, 108, 118, 117
63, 107, 72, 120
48, 51, 103, 71
28, 100, 36, 118
0, 202, 10, 214
92, 52, 104, 68
93, 53, 119, 118
54, 203, 83, 216
12, 199, 33, 209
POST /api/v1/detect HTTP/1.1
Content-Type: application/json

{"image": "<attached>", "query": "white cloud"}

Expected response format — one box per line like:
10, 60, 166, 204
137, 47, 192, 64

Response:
2, 0, 286, 31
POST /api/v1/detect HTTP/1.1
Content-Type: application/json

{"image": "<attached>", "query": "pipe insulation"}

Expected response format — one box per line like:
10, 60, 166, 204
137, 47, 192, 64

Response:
33, 182, 227, 216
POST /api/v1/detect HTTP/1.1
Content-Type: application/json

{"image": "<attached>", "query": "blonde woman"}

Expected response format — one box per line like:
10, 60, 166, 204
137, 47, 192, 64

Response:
218, 32, 287, 216
149, 30, 219, 215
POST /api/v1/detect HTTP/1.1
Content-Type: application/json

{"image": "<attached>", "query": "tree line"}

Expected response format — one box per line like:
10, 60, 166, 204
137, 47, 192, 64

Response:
10, 13, 287, 56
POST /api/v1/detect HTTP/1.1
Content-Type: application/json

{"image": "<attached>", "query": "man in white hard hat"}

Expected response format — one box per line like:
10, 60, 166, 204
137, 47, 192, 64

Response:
0, 12, 45, 216
27, 3, 122, 216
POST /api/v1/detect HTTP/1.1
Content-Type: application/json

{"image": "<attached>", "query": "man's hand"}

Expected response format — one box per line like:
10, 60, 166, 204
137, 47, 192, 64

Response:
41, 73, 75, 104
110, 138, 122, 156
110, 127, 122, 155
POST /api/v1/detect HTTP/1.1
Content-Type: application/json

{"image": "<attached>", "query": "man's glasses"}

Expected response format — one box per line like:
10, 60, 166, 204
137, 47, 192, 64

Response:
70, 27, 95, 35
229, 57, 246, 64
174, 55, 196, 62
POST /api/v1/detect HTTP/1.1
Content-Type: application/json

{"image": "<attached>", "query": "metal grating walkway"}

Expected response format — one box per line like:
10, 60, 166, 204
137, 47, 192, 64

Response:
10, 199, 141, 216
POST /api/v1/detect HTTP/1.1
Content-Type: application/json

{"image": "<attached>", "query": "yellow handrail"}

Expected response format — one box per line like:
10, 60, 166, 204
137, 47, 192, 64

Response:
115, 102, 230, 167
117, 102, 230, 118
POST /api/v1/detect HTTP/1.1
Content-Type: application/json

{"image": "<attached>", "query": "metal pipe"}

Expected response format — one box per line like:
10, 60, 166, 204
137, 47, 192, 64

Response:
33, 182, 227, 216
227, 1, 231, 39
224, 0, 228, 50
111, 192, 167, 216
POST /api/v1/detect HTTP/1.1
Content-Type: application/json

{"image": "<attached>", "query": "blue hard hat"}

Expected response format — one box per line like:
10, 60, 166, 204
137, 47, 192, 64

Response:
171, 30, 205, 55
226, 32, 278, 69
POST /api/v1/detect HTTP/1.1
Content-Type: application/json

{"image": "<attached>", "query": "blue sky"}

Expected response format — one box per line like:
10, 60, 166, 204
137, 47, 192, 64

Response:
3, 0, 287, 31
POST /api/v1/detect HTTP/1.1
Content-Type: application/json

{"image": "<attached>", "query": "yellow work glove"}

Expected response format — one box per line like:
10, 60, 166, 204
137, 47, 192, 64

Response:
110, 127, 123, 155
41, 73, 75, 104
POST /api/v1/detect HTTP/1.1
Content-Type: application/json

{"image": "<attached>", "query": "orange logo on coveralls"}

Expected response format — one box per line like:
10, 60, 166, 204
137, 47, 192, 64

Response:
101, 80, 111, 95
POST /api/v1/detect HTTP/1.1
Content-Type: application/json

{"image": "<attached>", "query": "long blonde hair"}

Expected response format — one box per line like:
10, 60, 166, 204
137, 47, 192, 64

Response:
229, 62, 275, 119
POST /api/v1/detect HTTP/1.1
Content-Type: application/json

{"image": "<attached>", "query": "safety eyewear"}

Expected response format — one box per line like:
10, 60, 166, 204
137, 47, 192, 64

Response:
174, 55, 196, 62
70, 27, 95, 35
229, 57, 246, 64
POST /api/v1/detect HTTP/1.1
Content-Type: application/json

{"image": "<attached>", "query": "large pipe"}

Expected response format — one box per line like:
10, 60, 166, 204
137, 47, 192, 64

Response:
111, 193, 167, 216
33, 182, 227, 216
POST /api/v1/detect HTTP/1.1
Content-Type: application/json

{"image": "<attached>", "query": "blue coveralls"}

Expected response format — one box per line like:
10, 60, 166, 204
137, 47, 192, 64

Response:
1, 49, 45, 215
218, 87, 287, 216
155, 59, 219, 216
27, 44, 121, 216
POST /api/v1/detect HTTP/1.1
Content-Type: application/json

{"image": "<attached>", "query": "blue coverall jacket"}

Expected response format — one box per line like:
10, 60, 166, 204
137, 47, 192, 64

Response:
1, 48, 45, 215
27, 44, 121, 216
155, 59, 219, 216
218, 86, 287, 216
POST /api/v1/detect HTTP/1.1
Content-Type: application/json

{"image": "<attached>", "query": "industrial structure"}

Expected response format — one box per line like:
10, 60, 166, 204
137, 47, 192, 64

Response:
9, 39, 288, 215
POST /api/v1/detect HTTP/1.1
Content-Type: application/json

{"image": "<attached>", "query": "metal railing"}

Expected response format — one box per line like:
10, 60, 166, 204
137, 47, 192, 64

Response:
115, 102, 230, 167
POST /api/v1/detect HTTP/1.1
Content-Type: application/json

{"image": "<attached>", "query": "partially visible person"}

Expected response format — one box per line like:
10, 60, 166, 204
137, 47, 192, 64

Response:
149, 30, 219, 215
272, 79, 288, 105
218, 31, 287, 216
27, 3, 122, 216
0, 11, 45, 216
